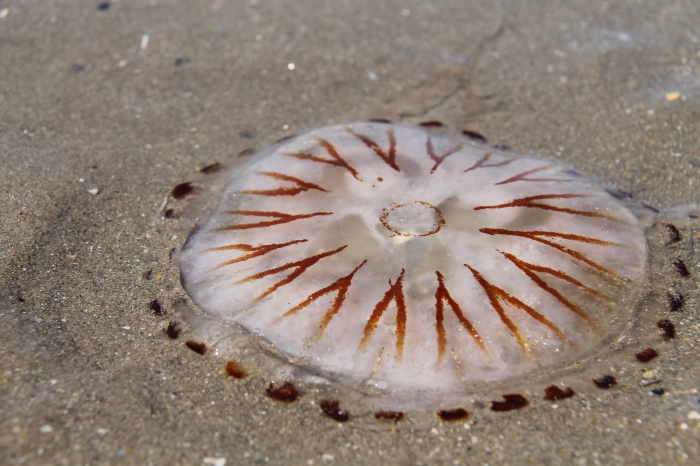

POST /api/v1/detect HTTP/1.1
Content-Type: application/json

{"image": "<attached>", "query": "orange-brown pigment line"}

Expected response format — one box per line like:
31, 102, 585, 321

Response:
358, 269, 407, 360
464, 264, 528, 352
426, 137, 463, 173
480, 228, 619, 275
495, 165, 571, 185
278, 260, 367, 338
282, 137, 361, 181
347, 127, 400, 171
465, 264, 569, 351
215, 210, 332, 231
238, 171, 328, 196
474, 193, 617, 220
205, 239, 308, 271
463, 152, 515, 173
235, 245, 348, 302
435, 271, 485, 364
499, 251, 598, 325
500, 250, 608, 299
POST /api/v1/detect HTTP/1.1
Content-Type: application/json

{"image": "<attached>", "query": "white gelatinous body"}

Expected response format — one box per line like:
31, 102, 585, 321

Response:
180, 122, 647, 393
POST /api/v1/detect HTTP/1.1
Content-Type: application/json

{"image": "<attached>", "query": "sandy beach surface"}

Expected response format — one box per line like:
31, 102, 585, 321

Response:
2, 0, 700, 464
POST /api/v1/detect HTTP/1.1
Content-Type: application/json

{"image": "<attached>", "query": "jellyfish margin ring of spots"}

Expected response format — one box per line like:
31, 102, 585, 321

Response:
168, 121, 695, 425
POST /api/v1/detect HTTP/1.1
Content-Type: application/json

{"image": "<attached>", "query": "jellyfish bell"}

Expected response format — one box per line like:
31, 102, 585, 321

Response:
175, 121, 680, 416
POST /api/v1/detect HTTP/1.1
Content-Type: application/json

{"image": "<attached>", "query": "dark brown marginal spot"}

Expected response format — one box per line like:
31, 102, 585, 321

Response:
374, 411, 404, 423
543, 385, 575, 401
149, 299, 166, 316
164, 209, 180, 219
319, 400, 350, 422
185, 340, 207, 355
437, 408, 469, 421
171, 182, 198, 200
641, 203, 660, 214
593, 375, 617, 389
665, 224, 682, 243
657, 319, 676, 340
672, 259, 690, 278
461, 129, 487, 143
237, 148, 256, 157
164, 321, 182, 339
667, 291, 685, 312
419, 120, 444, 128
275, 134, 296, 144
490, 394, 529, 412
265, 382, 299, 402
368, 118, 392, 124
198, 162, 224, 174
225, 360, 247, 379
636, 348, 659, 363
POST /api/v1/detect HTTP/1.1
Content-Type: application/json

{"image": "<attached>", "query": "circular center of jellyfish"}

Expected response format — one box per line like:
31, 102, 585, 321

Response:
380, 201, 445, 237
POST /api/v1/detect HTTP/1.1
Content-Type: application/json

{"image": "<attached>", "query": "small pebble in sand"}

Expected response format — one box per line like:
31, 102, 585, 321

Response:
87, 188, 99, 195
39, 424, 53, 433
665, 92, 681, 101
202, 458, 226, 466
0, 8, 9, 19
688, 411, 700, 421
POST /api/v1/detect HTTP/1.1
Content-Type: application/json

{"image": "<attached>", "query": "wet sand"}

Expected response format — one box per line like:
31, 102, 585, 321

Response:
1, 0, 699, 464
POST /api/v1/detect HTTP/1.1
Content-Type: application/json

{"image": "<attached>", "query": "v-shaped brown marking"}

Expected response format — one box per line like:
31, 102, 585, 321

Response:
464, 264, 568, 353
238, 171, 328, 196
277, 260, 367, 339
427, 137, 463, 173
234, 245, 348, 302
463, 152, 515, 173
204, 239, 308, 271
474, 194, 617, 220
495, 165, 570, 185
347, 126, 400, 171
215, 210, 332, 231
480, 228, 621, 276
435, 271, 485, 364
498, 251, 605, 326
282, 138, 361, 180
357, 269, 407, 361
